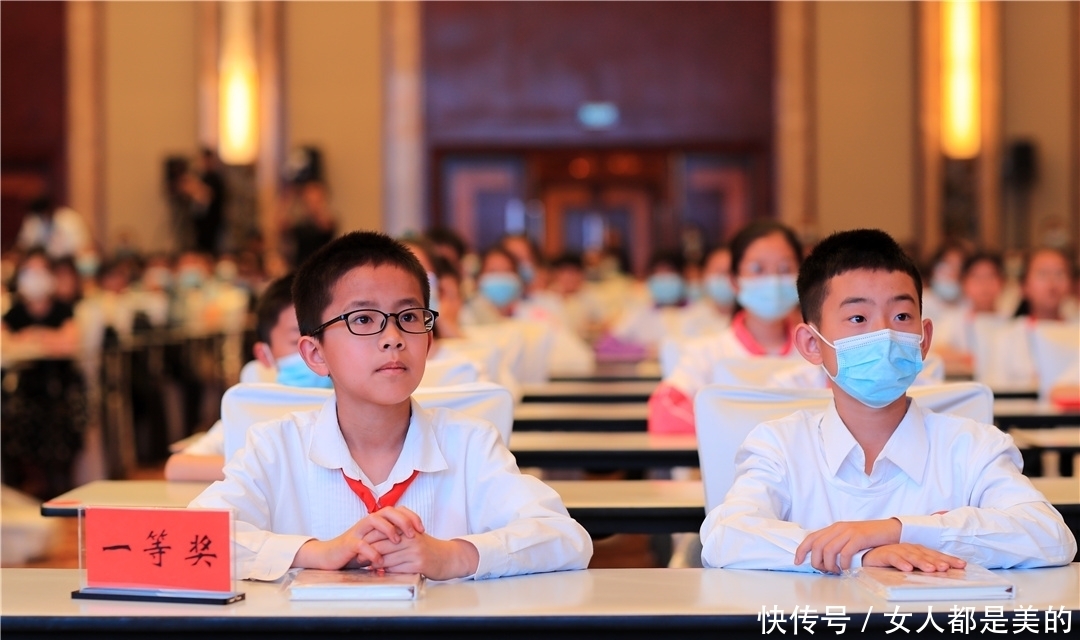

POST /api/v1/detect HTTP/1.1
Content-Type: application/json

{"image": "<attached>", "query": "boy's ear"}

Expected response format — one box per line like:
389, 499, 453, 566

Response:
794, 322, 824, 365
425, 331, 433, 357
252, 342, 274, 368
297, 335, 330, 376
920, 317, 934, 359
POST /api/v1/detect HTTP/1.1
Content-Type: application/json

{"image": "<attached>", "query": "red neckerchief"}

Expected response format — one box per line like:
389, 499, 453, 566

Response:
342, 469, 419, 513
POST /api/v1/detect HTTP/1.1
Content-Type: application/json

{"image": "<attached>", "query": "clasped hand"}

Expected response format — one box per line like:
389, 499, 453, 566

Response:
295, 506, 479, 580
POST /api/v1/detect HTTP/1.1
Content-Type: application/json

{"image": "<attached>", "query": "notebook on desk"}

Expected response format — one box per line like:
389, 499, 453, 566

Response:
851, 563, 1014, 602
287, 569, 424, 601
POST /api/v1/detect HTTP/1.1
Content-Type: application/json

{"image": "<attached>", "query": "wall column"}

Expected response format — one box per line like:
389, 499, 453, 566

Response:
67, 1, 105, 249
382, 1, 425, 237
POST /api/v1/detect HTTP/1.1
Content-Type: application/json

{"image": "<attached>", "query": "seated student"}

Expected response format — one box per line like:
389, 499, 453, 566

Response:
164, 274, 329, 481
605, 250, 690, 357
677, 245, 734, 339
700, 228, 1076, 573
929, 252, 1006, 375
920, 240, 971, 324
648, 221, 805, 435
1014, 246, 1076, 321
974, 247, 1078, 392
189, 231, 592, 581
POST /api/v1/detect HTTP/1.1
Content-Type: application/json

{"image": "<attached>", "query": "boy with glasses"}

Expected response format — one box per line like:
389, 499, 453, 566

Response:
191, 231, 592, 581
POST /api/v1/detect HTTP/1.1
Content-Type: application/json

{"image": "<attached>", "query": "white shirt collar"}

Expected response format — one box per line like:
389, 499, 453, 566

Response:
309, 395, 449, 486
819, 398, 929, 483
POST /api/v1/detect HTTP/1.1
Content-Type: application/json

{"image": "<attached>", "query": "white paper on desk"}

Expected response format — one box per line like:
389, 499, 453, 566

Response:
851, 563, 1014, 602
287, 569, 424, 601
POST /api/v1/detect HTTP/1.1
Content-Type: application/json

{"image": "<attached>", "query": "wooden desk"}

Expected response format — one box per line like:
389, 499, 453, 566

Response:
2, 566, 1077, 639
510, 432, 698, 470
550, 359, 661, 383
509, 398, 1079, 433
40, 478, 1079, 542
39, 479, 704, 535
522, 381, 657, 404
994, 400, 1080, 429
513, 403, 648, 432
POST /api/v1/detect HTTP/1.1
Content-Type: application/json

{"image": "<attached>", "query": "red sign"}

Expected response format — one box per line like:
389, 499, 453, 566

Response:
84, 507, 232, 593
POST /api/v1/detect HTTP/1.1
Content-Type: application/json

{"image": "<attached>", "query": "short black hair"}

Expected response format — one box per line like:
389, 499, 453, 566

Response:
648, 249, 685, 274
961, 252, 1004, 280
797, 228, 923, 326
730, 219, 803, 275
255, 273, 296, 344
431, 255, 459, 282
293, 230, 429, 337
426, 227, 468, 262
481, 245, 519, 272
551, 252, 584, 270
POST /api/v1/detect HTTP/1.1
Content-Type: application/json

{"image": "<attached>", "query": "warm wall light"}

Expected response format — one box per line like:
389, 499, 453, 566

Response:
219, 2, 258, 164
941, 0, 980, 159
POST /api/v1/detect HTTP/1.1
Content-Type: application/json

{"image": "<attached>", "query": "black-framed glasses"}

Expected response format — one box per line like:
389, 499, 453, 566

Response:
308, 308, 439, 337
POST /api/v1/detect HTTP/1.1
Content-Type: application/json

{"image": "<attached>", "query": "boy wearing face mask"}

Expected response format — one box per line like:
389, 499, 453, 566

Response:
164, 274, 330, 481
699, 229, 1076, 573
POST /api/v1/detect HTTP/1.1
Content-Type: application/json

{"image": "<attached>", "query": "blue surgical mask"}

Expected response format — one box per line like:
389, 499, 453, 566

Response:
478, 272, 522, 308
647, 273, 685, 306
518, 263, 536, 286
177, 267, 204, 289
703, 274, 735, 306
736, 274, 799, 321
810, 325, 925, 408
932, 279, 961, 303
76, 255, 100, 278
275, 352, 333, 389
427, 272, 440, 313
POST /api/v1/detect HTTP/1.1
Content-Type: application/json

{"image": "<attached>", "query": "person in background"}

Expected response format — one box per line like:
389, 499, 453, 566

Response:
284, 181, 337, 270
700, 228, 1075, 572
548, 252, 604, 340
16, 195, 91, 260
51, 257, 84, 307
164, 273, 327, 481
648, 220, 804, 435
1014, 247, 1076, 321
678, 245, 734, 338
500, 233, 549, 296
431, 256, 465, 340
605, 250, 688, 357
195, 148, 227, 256
465, 245, 524, 324
921, 240, 971, 324
426, 227, 470, 280
1, 250, 86, 499
930, 252, 1006, 375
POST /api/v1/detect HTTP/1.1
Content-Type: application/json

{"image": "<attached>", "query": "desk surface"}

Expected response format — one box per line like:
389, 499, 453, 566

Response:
510, 431, 699, 469
2, 566, 1077, 639
522, 380, 658, 403
995, 400, 1080, 428
511, 400, 1080, 432
40, 476, 1078, 522
513, 402, 649, 432
39, 479, 707, 535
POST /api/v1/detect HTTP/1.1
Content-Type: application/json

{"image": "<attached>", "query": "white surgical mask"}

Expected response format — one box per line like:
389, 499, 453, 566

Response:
17, 267, 56, 301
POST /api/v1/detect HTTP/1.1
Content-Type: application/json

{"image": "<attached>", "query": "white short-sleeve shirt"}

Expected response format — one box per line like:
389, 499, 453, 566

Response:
189, 397, 592, 581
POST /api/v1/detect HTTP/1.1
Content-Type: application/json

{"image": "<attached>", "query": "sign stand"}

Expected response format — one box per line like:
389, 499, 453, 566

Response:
71, 506, 245, 605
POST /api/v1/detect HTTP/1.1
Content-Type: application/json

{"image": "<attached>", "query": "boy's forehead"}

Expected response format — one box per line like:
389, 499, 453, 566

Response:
331, 264, 424, 302
822, 268, 919, 306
